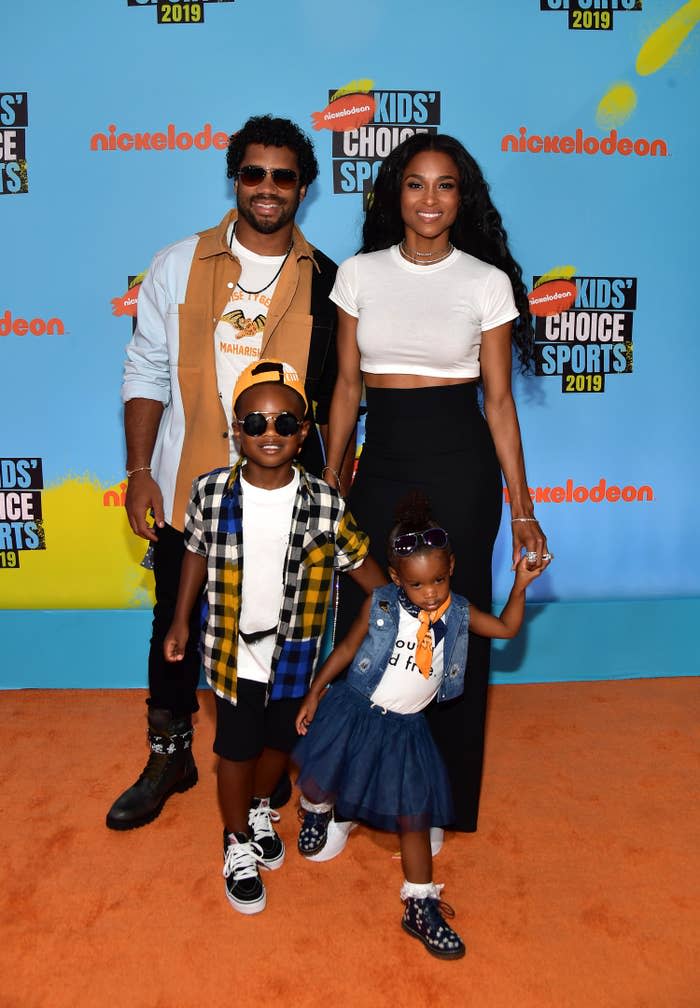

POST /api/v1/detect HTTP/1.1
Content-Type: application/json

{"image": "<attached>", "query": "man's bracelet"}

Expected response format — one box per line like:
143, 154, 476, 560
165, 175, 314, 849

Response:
126, 466, 152, 478
511, 516, 538, 523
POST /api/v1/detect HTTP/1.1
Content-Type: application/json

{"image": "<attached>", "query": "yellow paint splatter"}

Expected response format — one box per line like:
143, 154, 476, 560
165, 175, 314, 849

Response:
596, 82, 638, 128
535, 265, 577, 287
636, 0, 700, 77
0, 476, 154, 610
329, 79, 374, 103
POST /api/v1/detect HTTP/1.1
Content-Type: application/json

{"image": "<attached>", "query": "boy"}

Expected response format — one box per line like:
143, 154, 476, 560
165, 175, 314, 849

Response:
164, 359, 384, 915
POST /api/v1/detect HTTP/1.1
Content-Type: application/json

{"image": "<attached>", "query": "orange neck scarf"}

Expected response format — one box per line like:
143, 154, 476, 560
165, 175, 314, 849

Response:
414, 595, 452, 679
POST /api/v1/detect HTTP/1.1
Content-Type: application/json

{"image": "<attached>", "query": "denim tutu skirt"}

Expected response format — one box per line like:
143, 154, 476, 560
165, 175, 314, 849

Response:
293, 682, 454, 832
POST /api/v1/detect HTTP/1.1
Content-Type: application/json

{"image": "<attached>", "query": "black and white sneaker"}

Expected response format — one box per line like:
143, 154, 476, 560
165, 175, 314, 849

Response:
223, 832, 266, 914
248, 797, 285, 869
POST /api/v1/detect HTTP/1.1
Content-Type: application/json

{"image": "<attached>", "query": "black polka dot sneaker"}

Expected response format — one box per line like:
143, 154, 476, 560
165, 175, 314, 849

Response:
297, 806, 333, 857
401, 896, 466, 960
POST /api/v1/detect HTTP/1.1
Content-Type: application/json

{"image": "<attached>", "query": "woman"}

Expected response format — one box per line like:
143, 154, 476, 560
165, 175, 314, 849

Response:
323, 133, 549, 833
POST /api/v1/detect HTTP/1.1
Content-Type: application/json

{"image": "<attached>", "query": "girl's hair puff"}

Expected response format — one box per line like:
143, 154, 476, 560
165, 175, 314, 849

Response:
387, 491, 452, 565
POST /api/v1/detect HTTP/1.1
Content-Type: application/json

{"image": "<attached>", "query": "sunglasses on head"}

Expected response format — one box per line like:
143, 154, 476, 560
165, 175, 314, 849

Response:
238, 411, 302, 437
237, 165, 299, 190
392, 527, 449, 556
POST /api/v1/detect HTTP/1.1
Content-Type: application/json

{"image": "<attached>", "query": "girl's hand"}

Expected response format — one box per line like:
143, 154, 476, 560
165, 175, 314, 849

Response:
514, 551, 552, 586
296, 692, 321, 735
511, 519, 549, 571
164, 623, 189, 662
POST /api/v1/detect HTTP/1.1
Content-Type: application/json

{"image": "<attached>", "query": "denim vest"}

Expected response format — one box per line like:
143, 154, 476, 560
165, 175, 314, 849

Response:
345, 584, 470, 704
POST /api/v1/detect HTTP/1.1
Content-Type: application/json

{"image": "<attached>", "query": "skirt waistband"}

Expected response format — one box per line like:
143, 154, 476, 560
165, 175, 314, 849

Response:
340, 682, 426, 723
363, 382, 483, 455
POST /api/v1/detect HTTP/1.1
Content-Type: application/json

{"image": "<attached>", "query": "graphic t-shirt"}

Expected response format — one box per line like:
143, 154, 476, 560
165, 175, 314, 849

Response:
215, 227, 286, 462
369, 605, 447, 715
237, 468, 299, 684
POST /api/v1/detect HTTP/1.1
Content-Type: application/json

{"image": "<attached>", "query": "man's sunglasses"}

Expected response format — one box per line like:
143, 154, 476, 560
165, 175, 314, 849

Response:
237, 411, 303, 437
237, 165, 299, 190
392, 528, 449, 556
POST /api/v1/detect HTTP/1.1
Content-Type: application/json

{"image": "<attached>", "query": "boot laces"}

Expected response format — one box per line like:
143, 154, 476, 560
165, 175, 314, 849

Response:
223, 838, 264, 882
248, 803, 280, 842
421, 897, 461, 947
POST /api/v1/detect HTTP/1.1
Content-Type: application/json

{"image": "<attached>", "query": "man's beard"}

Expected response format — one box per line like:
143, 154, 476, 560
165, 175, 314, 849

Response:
237, 193, 301, 235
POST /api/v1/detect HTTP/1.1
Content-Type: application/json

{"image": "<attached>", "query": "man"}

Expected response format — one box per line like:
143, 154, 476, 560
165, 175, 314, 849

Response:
107, 115, 342, 830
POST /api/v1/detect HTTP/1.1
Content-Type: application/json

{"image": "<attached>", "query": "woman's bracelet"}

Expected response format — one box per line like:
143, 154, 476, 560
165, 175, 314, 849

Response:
126, 466, 152, 478
511, 516, 538, 523
321, 465, 342, 488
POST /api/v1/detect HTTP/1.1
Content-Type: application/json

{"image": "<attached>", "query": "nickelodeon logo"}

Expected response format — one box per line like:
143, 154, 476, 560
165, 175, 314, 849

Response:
90, 123, 229, 152
503, 478, 653, 505
501, 127, 667, 158
103, 482, 127, 507
0, 310, 64, 336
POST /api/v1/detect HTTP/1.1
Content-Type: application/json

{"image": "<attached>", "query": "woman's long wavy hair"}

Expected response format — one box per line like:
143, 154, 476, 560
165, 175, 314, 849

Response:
362, 133, 534, 372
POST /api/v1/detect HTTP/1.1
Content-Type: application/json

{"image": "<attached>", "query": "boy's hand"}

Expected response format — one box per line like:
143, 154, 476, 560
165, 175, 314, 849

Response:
296, 692, 321, 735
164, 623, 189, 662
514, 551, 552, 586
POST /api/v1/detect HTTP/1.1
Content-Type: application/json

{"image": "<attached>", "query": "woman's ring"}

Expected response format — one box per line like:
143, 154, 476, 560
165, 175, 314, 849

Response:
526, 551, 538, 563
542, 552, 553, 561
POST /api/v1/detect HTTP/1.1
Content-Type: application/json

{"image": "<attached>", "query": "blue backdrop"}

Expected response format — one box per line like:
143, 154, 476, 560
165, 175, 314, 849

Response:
2, 0, 698, 686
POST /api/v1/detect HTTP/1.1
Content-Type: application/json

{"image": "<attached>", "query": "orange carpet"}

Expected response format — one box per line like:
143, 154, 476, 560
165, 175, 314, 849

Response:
1, 679, 698, 1008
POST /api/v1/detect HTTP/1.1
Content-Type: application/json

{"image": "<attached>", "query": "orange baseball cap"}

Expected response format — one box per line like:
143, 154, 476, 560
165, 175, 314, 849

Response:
232, 359, 308, 415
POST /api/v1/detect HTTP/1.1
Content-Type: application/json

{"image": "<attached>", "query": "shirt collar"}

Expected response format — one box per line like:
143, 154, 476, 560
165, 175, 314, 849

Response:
196, 208, 319, 271
224, 461, 313, 498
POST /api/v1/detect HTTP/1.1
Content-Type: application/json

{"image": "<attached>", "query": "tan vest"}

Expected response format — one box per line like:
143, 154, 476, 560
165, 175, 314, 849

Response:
172, 209, 317, 530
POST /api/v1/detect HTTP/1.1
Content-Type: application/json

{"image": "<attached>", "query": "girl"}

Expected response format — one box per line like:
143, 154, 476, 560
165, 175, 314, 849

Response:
321, 132, 549, 833
293, 495, 551, 959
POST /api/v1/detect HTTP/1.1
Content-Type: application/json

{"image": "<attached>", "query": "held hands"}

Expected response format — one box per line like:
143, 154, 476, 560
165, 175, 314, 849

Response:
513, 551, 552, 587
125, 471, 165, 542
511, 517, 550, 571
164, 622, 189, 662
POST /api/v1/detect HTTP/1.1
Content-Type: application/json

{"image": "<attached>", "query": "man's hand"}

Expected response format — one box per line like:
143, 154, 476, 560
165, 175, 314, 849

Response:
125, 472, 165, 541
164, 621, 189, 662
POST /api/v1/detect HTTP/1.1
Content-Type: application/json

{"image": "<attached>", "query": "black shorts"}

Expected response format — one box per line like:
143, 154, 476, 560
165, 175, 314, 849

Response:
214, 679, 302, 762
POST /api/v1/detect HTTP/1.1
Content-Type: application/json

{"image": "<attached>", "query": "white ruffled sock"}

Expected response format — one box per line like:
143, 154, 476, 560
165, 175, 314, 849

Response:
400, 880, 444, 901
300, 795, 333, 814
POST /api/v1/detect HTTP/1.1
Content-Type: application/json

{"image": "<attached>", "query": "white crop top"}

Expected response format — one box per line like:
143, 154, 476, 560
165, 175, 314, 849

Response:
329, 245, 518, 378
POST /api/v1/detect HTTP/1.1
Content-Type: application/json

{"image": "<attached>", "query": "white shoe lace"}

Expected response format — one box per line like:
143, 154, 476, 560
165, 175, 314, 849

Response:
223, 838, 264, 881
248, 802, 281, 843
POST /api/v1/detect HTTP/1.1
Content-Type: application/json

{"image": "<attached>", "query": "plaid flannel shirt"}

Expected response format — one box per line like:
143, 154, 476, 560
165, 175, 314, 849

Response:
184, 461, 369, 705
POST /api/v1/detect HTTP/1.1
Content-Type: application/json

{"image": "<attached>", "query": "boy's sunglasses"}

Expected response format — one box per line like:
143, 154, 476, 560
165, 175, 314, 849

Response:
236, 165, 299, 190
238, 411, 302, 437
392, 528, 449, 556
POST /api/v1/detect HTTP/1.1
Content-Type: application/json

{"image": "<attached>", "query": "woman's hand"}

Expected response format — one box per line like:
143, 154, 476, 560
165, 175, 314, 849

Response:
511, 518, 550, 570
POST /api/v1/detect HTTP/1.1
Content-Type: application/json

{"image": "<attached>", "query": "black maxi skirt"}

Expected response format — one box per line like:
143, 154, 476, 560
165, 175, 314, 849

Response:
336, 382, 503, 832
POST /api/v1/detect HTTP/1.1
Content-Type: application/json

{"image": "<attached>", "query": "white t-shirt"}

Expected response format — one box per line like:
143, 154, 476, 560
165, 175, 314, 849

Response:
369, 606, 446, 715
237, 469, 299, 684
330, 245, 518, 379
215, 228, 286, 462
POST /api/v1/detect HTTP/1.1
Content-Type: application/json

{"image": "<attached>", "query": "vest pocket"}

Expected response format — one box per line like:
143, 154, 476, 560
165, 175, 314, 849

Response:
176, 303, 211, 369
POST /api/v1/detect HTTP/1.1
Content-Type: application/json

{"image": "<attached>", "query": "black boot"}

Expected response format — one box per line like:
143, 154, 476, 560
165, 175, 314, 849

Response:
106, 708, 198, 830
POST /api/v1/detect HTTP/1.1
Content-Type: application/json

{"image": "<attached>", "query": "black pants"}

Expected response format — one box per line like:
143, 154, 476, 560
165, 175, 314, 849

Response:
336, 384, 502, 832
147, 523, 202, 716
